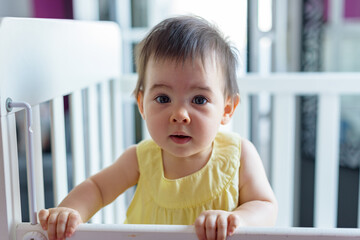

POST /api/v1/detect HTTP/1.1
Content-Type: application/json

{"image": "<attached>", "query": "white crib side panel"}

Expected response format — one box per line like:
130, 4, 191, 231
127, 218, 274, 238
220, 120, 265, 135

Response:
69, 90, 86, 186
0, 18, 121, 108
31, 105, 45, 216
50, 97, 69, 206
314, 94, 340, 228
271, 94, 296, 227
0, 114, 22, 239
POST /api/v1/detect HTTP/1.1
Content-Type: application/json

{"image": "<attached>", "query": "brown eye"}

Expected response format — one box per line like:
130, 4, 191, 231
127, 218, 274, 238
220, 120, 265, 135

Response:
155, 95, 170, 103
192, 96, 208, 105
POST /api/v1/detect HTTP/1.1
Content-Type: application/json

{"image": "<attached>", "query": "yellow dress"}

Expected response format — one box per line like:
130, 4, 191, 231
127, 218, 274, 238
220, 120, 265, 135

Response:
125, 131, 241, 225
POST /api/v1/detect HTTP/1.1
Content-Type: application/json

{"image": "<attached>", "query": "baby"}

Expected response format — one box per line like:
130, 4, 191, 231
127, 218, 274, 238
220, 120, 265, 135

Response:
39, 15, 278, 240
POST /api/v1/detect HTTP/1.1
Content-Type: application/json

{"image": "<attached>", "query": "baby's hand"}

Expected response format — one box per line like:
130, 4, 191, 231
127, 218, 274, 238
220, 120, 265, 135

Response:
38, 207, 82, 240
194, 210, 242, 240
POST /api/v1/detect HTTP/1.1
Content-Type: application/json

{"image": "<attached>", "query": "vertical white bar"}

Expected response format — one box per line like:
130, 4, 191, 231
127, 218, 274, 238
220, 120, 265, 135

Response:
72, 0, 100, 20
0, 114, 22, 239
99, 81, 115, 224
31, 105, 45, 215
314, 94, 340, 228
110, 79, 127, 224
84, 85, 102, 224
142, 118, 151, 140
328, 0, 344, 71
114, 0, 133, 74
233, 91, 250, 140
69, 90, 86, 187
271, 94, 296, 227
99, 82, 113, 171
49, 97, 69, 206
274, 0, 287, 72
85, 86, 100, 178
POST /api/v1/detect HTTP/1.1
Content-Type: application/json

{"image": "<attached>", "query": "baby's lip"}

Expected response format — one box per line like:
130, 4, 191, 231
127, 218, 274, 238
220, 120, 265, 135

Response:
171, 131, 188, 136
169, 133, 192, 144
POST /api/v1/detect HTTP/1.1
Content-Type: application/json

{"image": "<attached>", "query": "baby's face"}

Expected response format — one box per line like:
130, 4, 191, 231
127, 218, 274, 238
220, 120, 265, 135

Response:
137, 57, 231, 159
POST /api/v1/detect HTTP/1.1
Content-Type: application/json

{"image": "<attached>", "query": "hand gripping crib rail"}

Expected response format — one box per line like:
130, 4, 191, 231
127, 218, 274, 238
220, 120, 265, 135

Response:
1, 17, 360, 240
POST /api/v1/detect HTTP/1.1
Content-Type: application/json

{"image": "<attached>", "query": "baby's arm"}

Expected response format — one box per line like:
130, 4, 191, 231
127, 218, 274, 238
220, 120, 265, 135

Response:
39, 145, 139, 240
194, 139, 278, 240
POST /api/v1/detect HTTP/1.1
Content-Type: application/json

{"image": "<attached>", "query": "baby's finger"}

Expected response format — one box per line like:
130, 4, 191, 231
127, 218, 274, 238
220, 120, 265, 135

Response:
194, 214, 206, 240
205, 214, 217, 240
47, 212, 59, 240
227, 214, 241, 236
38, 209, 50, 230
216, 215, 228, 240
56, 212, 69, 240
65, 212, 81, 238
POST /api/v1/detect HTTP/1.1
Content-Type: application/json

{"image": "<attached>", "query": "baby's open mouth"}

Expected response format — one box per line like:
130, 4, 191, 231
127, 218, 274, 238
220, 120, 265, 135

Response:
170, 135, 192, 144
171, 135, 189, 138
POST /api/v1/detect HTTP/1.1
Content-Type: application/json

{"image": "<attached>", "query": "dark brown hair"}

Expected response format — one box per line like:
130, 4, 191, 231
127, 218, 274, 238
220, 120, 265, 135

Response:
133, 15, 239, 100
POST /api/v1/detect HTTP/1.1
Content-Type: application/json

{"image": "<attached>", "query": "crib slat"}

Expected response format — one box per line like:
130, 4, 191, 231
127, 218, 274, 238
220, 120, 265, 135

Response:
99, 81, 115, 224
110, 79, 127, 224
99, 81, 113, 170
314, 94, 340, 228
31, 105, 45, 213
0, 114, 22, 239
84, 86, 100, 178
83, 85, 102, 224
110, 79, 124, 165
234, 91, 250, 139
49, 97, 69, 205
142, 118, 151, 140
69, 90, 86, 187
271, 94, 296, 227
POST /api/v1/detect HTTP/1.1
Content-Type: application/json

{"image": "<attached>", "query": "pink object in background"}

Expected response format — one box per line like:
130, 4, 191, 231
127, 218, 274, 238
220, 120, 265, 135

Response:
32, 0, 73, 19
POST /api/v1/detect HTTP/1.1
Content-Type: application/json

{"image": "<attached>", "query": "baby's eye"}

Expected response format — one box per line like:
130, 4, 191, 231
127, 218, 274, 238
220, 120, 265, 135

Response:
155, 95, 171, 103
192, 96, 208, 105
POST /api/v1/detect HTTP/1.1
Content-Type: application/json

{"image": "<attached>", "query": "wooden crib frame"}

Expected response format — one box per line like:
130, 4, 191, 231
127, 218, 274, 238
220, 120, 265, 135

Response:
1, 17, 360, 239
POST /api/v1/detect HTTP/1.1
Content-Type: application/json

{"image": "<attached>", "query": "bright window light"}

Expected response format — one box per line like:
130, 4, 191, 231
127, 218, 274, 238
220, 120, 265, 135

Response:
258, 0, 272, 32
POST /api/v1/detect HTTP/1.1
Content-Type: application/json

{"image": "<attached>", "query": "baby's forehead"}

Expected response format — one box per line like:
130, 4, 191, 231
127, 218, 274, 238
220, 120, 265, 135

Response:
148, 53, 224, 73
144, 55, 227, 91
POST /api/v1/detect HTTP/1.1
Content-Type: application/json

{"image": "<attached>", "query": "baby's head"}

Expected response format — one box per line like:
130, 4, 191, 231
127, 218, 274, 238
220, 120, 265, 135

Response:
133, 15, 240, 102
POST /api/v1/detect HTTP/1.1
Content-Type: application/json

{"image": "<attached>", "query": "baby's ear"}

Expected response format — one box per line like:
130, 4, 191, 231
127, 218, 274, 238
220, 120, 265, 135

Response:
221, 94, 240, 125
137, 91, 145, 120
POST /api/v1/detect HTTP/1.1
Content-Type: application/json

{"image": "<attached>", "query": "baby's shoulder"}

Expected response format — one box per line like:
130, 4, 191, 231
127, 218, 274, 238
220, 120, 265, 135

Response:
238, 138, 262, 168
114, 145, 139, 171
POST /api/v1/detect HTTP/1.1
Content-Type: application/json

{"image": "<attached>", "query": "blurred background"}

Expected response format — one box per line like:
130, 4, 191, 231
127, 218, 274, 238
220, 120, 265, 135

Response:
1, 0, 360, 228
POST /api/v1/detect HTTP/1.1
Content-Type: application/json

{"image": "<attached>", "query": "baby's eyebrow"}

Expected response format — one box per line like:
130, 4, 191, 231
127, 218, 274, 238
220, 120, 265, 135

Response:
149, 83, 213, 93
193, 86, 212, 92
149, 83, 171, 91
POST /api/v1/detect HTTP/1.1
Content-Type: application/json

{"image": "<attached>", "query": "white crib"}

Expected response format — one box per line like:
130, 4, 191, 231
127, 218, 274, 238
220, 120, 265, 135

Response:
1, 17, 360, 239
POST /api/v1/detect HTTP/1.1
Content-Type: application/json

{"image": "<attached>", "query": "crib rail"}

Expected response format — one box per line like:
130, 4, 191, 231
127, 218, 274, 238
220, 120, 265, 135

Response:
15, 223, 360, 240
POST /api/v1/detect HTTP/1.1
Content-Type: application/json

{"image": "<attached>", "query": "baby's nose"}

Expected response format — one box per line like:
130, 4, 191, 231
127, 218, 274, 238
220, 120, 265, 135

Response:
170, 108, 190, 124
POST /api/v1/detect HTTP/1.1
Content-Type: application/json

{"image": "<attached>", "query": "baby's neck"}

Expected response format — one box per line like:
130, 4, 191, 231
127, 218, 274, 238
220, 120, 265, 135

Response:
161, 147, 213, 180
